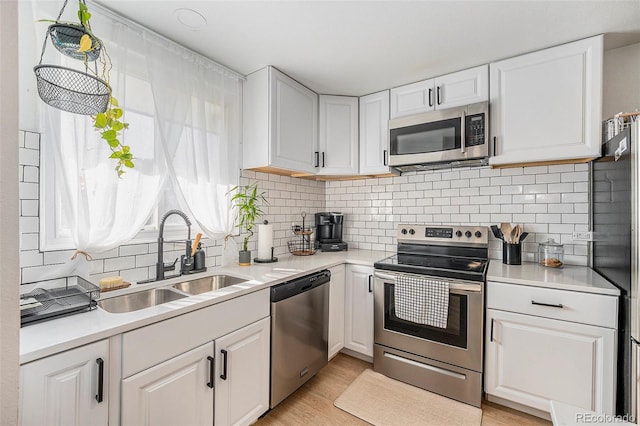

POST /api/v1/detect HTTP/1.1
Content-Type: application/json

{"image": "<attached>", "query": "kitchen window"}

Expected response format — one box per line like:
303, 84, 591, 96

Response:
33, 1, 242, 252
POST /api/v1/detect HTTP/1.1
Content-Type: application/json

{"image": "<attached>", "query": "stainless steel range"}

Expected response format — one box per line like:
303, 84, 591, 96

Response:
373, 224, 489, 407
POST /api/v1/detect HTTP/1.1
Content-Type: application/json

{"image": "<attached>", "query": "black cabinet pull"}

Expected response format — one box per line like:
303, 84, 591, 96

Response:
531, 300, 564, 309
428, 88, 433, 107
383, 149, 388, 166
368, 275, 373, 293
314, 151, 319, 167
95, 358, 104, 403
207, 356, 214, 388
493, 136, 496, 155
322, 152, 325, 168
220, 349, 228, 380
436, 86, 441, 105
490, 319, 494, 342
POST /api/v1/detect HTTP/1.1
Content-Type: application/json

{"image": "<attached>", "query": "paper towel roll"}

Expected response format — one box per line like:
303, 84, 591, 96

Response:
257, 223, 273, 260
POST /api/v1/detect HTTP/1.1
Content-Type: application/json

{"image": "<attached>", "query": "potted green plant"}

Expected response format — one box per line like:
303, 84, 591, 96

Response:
229, 183, 268, 265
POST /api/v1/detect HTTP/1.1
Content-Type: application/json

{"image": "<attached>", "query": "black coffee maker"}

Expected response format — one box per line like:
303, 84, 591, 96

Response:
315, 212, 348, 252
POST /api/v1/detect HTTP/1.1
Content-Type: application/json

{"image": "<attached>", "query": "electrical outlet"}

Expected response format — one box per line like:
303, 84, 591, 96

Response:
572, 231, 593, 241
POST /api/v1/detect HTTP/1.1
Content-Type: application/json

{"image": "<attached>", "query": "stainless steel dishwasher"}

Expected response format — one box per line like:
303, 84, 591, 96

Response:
270, 269, 330, 408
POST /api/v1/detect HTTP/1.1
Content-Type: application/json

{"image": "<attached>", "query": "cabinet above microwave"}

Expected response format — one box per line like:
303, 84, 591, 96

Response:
390, 65, 489, 119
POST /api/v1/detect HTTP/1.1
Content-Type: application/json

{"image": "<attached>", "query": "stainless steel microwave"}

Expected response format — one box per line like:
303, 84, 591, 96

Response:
388, 101, 489, 170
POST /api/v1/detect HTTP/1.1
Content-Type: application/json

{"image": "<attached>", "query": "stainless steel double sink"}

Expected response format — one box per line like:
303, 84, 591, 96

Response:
98, 275, 248, 314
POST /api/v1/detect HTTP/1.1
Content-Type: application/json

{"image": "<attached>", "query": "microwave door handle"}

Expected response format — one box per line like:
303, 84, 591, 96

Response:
460, 111, 466, 153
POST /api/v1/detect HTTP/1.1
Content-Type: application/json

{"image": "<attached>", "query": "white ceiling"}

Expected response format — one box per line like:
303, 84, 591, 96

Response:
94, 0, 640, 96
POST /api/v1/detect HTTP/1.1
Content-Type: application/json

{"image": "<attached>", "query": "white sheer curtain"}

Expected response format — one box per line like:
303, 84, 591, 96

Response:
33, 0, 241, 275
144, 34, 240, 240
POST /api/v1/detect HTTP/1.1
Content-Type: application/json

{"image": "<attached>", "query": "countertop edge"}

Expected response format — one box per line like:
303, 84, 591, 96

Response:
20, 250, 389, 364
487, 261, 621, 297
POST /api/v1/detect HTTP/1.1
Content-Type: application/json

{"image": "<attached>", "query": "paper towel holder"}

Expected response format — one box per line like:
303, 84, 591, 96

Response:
255, 220, 278, 263
254, 247, 278, 263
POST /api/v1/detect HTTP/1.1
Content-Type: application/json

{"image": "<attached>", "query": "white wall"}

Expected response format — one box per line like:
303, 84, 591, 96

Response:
603, 42, 640, 119
0, 0, 21, 423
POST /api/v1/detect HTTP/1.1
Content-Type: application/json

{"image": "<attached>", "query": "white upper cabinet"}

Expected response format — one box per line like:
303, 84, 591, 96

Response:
317, 95, 359, 175
390, 79, 435, 118
390, 65, 489, 119
434, 65, 489, 110
489, 35, 603, 166
243, 66, 318, 174
359, 90, 391, 175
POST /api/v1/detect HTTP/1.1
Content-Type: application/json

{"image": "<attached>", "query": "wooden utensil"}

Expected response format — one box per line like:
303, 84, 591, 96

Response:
191, 232, 202, 256
511, 224, 522, 243
501, 223, 512, 243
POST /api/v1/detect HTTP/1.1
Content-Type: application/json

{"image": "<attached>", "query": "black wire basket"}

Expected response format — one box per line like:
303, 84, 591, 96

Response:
49, 23, 102, 62
34, 64, 111, 115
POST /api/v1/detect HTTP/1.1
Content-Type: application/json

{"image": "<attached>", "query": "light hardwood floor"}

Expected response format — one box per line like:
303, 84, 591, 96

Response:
257, 353, 551, 426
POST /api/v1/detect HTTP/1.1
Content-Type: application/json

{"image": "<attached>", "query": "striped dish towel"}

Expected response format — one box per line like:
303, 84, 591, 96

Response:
394, 275, 450, 328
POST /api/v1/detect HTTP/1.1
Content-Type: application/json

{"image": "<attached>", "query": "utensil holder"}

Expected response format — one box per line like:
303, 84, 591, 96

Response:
503, 243, 521, 265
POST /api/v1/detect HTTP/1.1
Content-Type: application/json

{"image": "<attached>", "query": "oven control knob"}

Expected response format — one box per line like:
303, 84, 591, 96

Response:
455, 230, 463, 237
465, 231, 472, 238
401, 228, 408, 235
409, 229, 416, 235
475, 231, 482, 238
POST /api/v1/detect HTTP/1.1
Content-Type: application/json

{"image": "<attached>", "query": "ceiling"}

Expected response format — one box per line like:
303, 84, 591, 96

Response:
93, 0, 640, 96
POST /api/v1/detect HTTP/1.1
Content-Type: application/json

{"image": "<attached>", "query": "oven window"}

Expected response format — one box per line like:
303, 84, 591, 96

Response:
383, 283, 468, 349
390, 118, 461, 155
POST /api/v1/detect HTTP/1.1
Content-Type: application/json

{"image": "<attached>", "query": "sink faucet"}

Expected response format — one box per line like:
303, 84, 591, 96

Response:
156, 209, 192, 281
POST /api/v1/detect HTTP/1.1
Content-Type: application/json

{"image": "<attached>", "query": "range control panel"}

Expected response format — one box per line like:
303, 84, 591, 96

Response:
397, 224, 488, 246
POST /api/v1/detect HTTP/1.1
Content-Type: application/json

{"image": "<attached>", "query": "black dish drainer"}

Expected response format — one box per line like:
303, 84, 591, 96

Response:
20, 276, 99, 326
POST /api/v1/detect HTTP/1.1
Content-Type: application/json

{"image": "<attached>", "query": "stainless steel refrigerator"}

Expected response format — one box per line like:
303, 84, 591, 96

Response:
592, 121, 640, 417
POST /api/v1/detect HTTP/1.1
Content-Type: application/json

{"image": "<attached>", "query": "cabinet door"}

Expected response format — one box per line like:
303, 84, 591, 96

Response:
270, 68, 318, 174
490, 35, 603, 166
359, 90, 390, 175
318, 95, 359, 175
215, 317, 270, 426
328, 264, 346, 359
390, 79, 434, 119
20, 339, 109, 426
121, 343, 214, 426
485, 309, 616, 415
434, 65, 488, 109
344, 265, 374, 357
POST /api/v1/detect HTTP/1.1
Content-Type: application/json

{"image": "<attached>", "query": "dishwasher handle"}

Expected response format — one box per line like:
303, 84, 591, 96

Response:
270, 270, 331, 302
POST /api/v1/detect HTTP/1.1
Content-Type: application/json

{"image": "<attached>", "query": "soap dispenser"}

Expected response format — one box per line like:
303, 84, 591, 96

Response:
194, 243, 205, 271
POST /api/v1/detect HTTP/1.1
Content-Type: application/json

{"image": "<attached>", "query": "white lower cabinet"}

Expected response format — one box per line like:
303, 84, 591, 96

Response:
20, 339, 109, 426
122, 343, 214, 426
344, 264, 374, 357
214, 317, 270, 426
485, 281, 617, 416
328, 264, 346, 359
120, 289, 270, 426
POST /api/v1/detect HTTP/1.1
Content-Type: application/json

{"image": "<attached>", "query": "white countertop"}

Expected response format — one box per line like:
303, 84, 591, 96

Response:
20, 249, 390, 364
487, 261, 620, 296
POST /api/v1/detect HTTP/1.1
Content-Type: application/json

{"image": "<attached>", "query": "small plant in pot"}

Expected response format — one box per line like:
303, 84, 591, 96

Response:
229, 183, 268, 266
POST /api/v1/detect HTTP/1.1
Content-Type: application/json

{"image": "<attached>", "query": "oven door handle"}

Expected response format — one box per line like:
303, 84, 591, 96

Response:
373, 271, 482, 292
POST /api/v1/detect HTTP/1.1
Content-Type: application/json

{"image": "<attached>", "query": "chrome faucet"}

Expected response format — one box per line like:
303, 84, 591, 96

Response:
156, 209, 192, 281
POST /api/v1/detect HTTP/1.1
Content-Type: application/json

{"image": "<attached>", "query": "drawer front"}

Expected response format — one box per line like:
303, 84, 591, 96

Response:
487, 281, 617, 328
122, 289, 269, 378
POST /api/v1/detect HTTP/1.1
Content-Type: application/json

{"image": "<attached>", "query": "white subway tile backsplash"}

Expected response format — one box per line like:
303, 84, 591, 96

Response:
19, 148, 39, 167
24, 132, 40, 150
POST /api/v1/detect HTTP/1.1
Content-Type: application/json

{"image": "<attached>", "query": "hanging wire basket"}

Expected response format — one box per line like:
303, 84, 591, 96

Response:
33, 0, 111, 115
48, 23, 102, 62
34, 64, 111, 115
